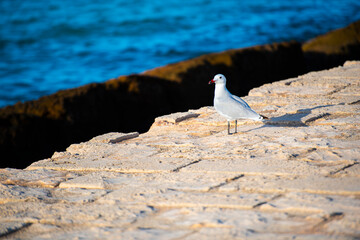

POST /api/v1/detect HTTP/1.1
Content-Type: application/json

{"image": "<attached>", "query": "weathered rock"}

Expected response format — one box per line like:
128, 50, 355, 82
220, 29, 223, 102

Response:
0, 61, 359, 239
0, 75, 183, 168
88, 132, 139, 144
1, 20, 360, 170
303, 20, 360, 71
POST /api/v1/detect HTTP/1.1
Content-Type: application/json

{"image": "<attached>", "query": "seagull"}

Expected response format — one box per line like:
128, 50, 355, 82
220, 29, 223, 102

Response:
209, 74, 268, 134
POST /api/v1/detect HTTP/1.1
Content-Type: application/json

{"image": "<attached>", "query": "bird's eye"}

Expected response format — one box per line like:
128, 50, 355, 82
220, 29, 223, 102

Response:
219, 76, 222, 79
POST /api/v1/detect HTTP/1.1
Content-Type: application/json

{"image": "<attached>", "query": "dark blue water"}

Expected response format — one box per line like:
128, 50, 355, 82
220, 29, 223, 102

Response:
1, 0, 359, 108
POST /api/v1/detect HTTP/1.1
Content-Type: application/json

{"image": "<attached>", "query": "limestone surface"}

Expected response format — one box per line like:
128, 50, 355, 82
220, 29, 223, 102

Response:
1, 61, 360, 239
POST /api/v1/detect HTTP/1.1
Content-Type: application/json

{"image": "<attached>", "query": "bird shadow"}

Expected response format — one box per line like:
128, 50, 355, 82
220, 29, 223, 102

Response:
243, 104, 335, 133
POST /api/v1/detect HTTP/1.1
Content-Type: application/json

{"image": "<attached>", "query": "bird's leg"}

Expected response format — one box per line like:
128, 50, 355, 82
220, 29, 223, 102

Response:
235, 120, 237, 133
227, 120, 231, 135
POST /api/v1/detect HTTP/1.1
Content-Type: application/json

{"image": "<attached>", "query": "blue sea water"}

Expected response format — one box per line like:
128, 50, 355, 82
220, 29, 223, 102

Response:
0, 0, 359, 108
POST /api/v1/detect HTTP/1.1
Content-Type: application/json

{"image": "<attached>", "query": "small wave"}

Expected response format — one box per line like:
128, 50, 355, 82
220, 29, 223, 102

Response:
10, 16, 39, 25
41, 23, 93, 38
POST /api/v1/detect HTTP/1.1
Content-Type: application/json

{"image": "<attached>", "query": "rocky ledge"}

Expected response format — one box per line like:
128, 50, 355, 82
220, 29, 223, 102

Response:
2, 20, 360, 169
1, 61, 360, 239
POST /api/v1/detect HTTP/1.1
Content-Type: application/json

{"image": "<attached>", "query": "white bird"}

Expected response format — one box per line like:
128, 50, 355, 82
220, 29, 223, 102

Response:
209, 74, 268, 134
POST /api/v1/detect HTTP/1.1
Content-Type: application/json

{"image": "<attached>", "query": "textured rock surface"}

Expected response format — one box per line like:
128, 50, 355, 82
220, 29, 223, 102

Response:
2, 19, 360, 169
1, 61, 359, 239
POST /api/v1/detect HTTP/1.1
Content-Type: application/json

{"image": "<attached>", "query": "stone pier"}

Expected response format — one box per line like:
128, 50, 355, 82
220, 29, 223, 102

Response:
1, 61, 360, 239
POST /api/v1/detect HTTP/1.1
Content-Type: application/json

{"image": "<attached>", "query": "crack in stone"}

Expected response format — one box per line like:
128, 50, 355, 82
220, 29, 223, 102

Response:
348, 99, 360, 105
304, 113, 331, 124
310, 212, 344, 232
208, 174, 245, 192
171, 159, 202, 172
294, 212, 345, 235
0, 222, 33, 238
328, 162, 359, 176
327, 84, 351, 95
252, 194, 283, 209
252, 201, 268, 208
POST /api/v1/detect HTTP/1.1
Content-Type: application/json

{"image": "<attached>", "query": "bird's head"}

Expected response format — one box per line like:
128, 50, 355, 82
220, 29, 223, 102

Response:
208, 74, 226, 85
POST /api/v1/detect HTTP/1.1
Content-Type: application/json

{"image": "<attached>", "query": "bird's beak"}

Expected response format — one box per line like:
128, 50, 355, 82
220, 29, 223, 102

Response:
208, 79, 215, 84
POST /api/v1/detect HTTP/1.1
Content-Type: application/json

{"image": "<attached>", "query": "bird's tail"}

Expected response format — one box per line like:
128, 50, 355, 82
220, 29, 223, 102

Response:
260, 114, 269, 120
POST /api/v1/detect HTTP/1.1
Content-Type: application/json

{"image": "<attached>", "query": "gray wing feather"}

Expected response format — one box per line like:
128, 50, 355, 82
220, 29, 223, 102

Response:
214, 95, 260, 120
231, 94, 250, 108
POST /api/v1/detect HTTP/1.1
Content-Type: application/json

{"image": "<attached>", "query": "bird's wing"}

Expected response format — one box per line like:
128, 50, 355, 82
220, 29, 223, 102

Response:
214, 95, 260, 120
231, 95, 268, 120
230, 94, 251, 108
